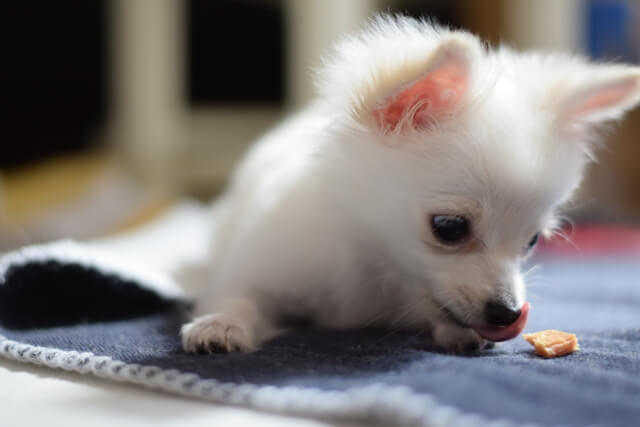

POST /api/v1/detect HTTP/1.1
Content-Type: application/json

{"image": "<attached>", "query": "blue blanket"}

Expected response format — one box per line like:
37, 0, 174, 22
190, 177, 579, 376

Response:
0, 242, 638, 426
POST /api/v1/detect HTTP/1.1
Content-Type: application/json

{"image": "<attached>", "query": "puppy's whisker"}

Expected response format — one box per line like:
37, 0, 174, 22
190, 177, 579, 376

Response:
523, 264, 541, 279
461, 310, 475, 325
557, 198, 595, 215
552, 229, 583, 256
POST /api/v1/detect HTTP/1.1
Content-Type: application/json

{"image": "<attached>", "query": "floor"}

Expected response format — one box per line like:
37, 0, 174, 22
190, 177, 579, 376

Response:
0, 359, 343, 427
0, 150, 171, 251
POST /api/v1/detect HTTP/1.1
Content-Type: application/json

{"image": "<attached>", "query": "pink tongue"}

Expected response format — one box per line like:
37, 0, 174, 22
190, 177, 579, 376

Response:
473, 302, 530, 342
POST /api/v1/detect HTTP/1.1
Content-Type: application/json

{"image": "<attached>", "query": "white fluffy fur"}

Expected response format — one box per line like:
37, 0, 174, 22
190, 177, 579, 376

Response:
181, 15, 640, 353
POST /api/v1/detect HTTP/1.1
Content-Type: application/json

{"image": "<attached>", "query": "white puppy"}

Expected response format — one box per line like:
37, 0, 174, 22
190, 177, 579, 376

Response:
181, 15, 640, 353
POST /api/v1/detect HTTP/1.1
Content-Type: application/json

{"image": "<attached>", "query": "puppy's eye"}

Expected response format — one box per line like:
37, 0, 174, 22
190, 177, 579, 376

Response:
527, 232, 540, 251
431, 215, 470, 245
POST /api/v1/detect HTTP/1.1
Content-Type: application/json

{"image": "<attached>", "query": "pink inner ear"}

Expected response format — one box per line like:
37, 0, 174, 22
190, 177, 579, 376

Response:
374, 58, 468, 131
566, 78, 638, 120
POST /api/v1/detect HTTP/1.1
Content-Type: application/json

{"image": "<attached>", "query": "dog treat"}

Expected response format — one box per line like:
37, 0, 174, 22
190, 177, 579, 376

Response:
523, 330, 579, 358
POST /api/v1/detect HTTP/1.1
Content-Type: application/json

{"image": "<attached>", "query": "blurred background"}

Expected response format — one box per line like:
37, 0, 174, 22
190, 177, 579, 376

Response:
1, 0, 639, 251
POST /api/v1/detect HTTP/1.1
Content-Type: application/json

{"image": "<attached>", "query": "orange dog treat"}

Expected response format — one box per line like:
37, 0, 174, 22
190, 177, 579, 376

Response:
523, 330, 579, 358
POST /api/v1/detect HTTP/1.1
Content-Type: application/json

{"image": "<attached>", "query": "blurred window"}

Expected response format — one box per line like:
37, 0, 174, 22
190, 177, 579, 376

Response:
187, 0, 284, 105
0, 1, 107, 168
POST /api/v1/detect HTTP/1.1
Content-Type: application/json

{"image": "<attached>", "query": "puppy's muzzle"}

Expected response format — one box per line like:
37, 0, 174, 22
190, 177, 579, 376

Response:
484, 300, 521, 326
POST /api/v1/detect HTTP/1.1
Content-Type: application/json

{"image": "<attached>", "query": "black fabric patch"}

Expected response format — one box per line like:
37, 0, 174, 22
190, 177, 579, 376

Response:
0, 261, 180, 329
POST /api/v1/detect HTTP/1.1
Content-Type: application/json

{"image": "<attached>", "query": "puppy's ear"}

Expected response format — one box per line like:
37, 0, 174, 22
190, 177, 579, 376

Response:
371, 37, 479, 133
558, 67, 640, 129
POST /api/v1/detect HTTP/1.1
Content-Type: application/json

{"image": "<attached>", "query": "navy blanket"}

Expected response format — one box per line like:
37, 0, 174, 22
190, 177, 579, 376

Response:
0, 242, 638, 427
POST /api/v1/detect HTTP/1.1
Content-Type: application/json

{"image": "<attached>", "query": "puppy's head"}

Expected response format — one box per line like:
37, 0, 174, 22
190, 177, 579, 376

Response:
318, 16, 640, 338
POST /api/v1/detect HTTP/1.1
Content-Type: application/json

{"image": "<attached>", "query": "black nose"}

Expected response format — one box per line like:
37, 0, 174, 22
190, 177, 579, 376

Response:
484, 301, 521, 326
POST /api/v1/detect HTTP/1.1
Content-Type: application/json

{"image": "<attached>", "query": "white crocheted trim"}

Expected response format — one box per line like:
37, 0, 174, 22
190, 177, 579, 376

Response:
0, 240, 184, 300
0, 335, 527, 427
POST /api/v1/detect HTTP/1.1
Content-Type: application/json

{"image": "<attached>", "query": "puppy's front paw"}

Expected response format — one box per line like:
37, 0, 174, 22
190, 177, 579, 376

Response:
181, 313, 256, 353
432, 322, 490, 353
